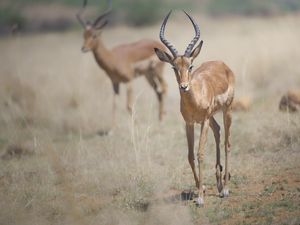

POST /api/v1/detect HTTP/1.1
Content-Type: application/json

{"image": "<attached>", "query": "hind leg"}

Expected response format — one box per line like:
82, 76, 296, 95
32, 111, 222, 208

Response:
145, 74, 163, 120
126, 82, 133, 115
145, 65, 167, 121
155, 73, 167, 121
221, 107, 232, 198
209, 116, 223, 194
112, 83, 119, 128
155, 64, 167, 121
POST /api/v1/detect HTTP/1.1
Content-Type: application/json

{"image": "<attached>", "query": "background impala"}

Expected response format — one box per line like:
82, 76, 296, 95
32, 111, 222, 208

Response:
77, 0, 168, 129
0, 0, 299, 224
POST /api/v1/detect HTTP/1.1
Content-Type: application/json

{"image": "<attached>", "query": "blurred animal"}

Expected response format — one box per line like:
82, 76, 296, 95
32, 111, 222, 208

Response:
77, 0, 167, 126
279, 90, 300, 112
154, 11, 235, 206
1, 144, 34, 160
232, 96, 252, 111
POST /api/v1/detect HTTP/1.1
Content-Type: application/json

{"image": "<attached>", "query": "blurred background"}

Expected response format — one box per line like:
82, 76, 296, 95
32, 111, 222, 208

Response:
1, 0, 300, 34
0, 1, 300, 225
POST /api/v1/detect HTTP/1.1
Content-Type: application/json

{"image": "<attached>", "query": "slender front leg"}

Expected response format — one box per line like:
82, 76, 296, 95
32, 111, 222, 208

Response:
209, 117, 223, 194
185, 123, 199, 188
196, 119, 209, 206
222, 107, 232, 197
126, 83, 133, 114
112, 83, 119, 129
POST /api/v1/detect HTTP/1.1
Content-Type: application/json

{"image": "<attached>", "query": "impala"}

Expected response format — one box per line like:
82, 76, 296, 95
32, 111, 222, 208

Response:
154, 11, 235, 206
279, 89, 300, 112
77, 0, 167, 127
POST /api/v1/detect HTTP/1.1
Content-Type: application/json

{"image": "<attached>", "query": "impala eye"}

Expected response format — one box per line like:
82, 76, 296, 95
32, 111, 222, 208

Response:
188, 65, 194, 72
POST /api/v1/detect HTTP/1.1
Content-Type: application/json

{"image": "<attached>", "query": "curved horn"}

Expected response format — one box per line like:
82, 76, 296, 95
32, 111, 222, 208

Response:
183, 11, 200, 57
93, 0, 112, 28
76, 0, 88, 28
159, 11, 178, 58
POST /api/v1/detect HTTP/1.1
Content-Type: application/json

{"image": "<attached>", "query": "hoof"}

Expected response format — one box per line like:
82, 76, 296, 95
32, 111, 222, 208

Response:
217, 182, 223, 193
220, 188, 229, 198
194, 197, 204, 207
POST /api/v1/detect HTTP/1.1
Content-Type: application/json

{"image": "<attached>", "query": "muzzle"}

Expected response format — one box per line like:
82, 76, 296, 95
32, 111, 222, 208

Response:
180, 83, 190, 92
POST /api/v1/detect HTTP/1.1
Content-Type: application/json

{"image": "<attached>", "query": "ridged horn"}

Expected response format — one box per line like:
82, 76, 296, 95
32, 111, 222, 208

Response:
76, 0, 88, 28
183, 11, 200, 57
159, 10, 178, 58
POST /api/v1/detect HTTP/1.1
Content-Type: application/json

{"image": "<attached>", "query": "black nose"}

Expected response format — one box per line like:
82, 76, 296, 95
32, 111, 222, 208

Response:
180, 84, 188, 89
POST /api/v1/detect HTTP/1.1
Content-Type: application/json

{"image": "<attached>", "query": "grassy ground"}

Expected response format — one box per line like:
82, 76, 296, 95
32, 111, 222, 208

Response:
0, 14, 300, 225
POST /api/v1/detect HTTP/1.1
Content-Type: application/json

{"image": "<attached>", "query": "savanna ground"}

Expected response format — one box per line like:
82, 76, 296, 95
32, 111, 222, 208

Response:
0, 14, 300, 225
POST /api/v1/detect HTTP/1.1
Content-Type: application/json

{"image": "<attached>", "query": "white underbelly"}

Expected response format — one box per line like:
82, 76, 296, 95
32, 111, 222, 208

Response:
214, 86, 234, 107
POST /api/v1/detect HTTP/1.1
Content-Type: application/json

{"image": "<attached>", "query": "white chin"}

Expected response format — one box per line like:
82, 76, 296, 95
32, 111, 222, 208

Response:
181, 87, 189, 92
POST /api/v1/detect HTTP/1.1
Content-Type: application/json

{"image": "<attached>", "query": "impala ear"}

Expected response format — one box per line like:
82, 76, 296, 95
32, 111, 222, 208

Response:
154, 48, 173, 63
191, 40, 203, 60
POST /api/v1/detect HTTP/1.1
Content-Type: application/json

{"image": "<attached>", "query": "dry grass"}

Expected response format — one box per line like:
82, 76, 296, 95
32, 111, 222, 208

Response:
0, 14, 300, 225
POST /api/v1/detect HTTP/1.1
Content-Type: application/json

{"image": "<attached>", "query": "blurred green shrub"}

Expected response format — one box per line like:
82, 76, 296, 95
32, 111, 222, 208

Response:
207, 0, 300, 16
0, 7, 25, 28
275, 0, 300, 12
2, 0, 300, 30
112, 0, 195, 26
12, 0, 84, 6
114, 0, 166, 26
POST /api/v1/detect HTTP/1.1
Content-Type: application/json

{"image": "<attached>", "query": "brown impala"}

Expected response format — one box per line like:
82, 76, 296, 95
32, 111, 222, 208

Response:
279, 89, 300, 112
154, 11, 235, 206
77, 0, 167, 127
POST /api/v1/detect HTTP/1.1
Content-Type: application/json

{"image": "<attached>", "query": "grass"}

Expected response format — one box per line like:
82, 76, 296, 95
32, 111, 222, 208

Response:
0, 14, 300, 225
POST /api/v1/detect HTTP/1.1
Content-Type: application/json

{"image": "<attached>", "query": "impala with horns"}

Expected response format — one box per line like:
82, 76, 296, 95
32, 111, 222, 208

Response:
154, 11, 235, 206
77, 0, 168, 126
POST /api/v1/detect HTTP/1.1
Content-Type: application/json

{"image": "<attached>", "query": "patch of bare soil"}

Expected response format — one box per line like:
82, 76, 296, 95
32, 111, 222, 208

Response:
220, 168, 300, 225
147, 167, 300, 225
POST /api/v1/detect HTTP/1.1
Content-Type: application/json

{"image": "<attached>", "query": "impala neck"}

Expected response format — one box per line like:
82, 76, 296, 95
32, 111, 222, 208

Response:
92, 38, 115, 73
180, 85, 196, 102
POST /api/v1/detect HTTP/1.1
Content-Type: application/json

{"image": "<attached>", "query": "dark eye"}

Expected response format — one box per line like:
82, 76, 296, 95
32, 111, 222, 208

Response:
188, 65, 193, 72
